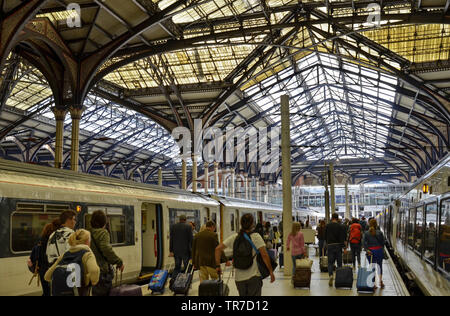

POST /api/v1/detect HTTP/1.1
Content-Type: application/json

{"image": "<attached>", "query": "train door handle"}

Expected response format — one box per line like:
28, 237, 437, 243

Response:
154, 234, 157, 257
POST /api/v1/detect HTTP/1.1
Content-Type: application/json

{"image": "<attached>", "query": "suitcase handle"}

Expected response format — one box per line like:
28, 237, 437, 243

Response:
218, 265, 233, 286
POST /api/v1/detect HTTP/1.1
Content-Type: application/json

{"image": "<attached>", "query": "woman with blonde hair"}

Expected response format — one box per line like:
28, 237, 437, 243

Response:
363, 219, 385, 289
286, 222, 306, 276
45, 229, 100, 296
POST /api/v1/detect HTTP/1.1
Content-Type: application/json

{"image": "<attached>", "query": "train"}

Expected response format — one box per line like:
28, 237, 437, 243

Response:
0, 158, 317, 296
378, 155, 450, 296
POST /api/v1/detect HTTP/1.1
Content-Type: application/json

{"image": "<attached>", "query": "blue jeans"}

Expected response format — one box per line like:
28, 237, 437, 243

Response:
328, 244, 343, 277
291, 254, 305, 275
172, 255, 190, 279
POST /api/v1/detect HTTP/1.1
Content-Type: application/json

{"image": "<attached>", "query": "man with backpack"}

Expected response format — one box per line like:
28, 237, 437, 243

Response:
215, 213, 275, 296
46, 210, 77, 266
348, 218, 363, 268
325, 213, 348, 286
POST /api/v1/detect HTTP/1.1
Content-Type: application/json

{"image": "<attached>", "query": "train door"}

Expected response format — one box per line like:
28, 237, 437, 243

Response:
141, 203, 163, 277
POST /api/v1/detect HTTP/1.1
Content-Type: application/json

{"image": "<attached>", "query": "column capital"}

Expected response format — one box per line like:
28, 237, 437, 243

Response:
51, 107, 67, 121
69, 107, 84, 120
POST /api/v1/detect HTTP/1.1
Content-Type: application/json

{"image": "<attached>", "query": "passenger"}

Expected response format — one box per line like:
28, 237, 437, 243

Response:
89, 210, 124, 296
190, 221, 198, 236
304, 220, 312, 229
360, 217, 368, 232
45, 229, 100, 296
272, 226, 281, 251
170, 214, 193, 280
363, 219, 385, 289
286, 222, 306, 276
215, 213, 275, 296
348, 218, 363, 268
46, 210, 77, 266
192, 221, 219, 283
263, 222, 274, 246
425, 222, 436, 256
299, 221, 305, 229
255, 223, 264, 239
27, 219, 61, 296
316, 220, 327, 257
325, 213, 348, 286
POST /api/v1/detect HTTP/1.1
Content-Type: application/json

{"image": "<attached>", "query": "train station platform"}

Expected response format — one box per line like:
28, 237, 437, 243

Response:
141, 247, 410, 297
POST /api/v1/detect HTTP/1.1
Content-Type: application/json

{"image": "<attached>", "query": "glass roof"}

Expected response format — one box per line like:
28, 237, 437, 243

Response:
244, 52, 398, 161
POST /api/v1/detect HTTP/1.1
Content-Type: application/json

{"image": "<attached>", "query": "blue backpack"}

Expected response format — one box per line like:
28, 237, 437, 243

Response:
51, 250, 88, 296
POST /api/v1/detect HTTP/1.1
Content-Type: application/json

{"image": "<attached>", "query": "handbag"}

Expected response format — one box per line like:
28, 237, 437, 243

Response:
243, 233, 277, 279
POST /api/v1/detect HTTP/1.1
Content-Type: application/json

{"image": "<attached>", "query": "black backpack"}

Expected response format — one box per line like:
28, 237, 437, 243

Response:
51, 250, 88, 296
233, 233, 256, 270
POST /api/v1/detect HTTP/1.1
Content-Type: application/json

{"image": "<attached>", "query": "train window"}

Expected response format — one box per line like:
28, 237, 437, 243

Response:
211, 213, 217, 226
84, 214, 126, 245
407, 208, 415, 248
11, 212, 60, 253
169, 209, 200, 234
438, 199, 450, 274
414, 206, 424, 254
424, 203, 438, 264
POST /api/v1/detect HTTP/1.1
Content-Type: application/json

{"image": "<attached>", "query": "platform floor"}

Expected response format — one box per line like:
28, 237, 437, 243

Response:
142, 247, 410, 296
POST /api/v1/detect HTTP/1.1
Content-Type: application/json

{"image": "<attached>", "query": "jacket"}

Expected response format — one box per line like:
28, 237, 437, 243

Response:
363, 230, 385, 250
46, 227, 74, 265
287, 232, 305, 256
44, 244, 100, 288
192, 230, 219, 269
89, 228, 123, 274
325, 222, 347, 246
170, 222, 193, 257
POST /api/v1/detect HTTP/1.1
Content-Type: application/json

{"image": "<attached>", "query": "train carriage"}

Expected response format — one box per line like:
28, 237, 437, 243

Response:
0, 159, 313, 296
380, 156, 450, 296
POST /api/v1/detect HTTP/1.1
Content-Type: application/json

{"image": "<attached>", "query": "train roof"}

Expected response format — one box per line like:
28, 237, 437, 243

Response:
210, 194, 282, 212
210, 194, 317, 215
0, 159, 219, 207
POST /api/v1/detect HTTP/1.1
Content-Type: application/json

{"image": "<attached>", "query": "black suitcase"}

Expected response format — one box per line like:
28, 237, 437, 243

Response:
335, 266, 353, 289
172, 263, 194, 296
198, 269, 231, 296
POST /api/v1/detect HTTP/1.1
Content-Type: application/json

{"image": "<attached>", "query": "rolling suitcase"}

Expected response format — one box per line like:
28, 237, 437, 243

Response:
293, 268, 311, 288
320, 249, 328, 273
343, 250, 353, 264
110, 271, 142, 296
172, 262, 194, 296
198, 267, 232, 296
149, 269, 169, 294
335, 265, 353, 289
357, 256, 375, 293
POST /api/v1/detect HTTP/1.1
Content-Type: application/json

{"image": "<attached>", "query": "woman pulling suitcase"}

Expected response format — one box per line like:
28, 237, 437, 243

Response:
363, 219, 385, 289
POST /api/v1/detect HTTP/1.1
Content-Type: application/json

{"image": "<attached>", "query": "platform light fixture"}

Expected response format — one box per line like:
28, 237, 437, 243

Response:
422, 184, 429, 194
